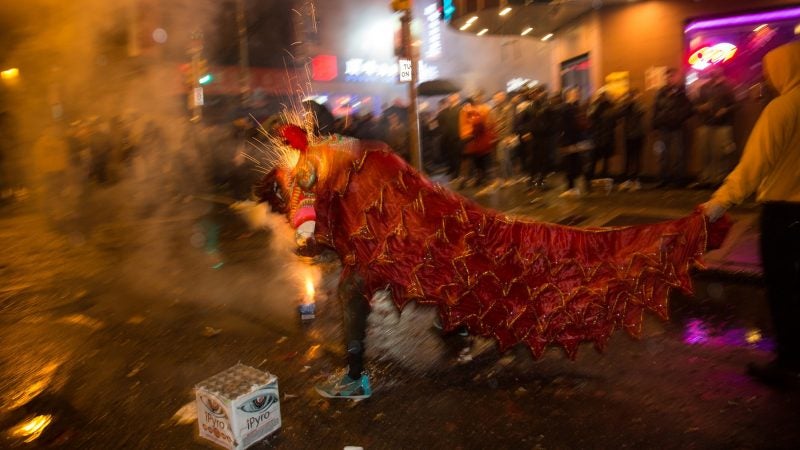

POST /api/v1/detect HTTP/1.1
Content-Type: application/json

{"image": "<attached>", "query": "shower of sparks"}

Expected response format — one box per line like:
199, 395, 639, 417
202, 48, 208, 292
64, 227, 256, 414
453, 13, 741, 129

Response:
242, 52, 323, 175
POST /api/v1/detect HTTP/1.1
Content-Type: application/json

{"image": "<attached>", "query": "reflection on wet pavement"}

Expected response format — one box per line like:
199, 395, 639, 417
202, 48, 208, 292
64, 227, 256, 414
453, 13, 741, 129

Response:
5, 362, 60, 412
8, 414, 52, 443
56, 314, 104, 330
683, 318, 774, 351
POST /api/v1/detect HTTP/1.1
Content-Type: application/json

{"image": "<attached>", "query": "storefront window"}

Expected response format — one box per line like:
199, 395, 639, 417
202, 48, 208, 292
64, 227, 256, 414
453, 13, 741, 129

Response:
560, 53, 591, 101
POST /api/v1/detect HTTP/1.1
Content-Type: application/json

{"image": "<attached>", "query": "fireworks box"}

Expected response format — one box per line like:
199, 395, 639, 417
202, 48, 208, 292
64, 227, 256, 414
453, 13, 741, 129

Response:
195, 364, 281, 450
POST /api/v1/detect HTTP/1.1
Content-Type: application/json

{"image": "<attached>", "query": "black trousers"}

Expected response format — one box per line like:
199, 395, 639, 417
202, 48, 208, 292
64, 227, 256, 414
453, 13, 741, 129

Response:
587, 145, 611, 180
340, 271, 370, 378
527, 139, 549, 182
441, 135, 462, 177
761, 202, 800, 366
563, 152, 583, 189
625, 137, 643, 178
462, 152, 491, 186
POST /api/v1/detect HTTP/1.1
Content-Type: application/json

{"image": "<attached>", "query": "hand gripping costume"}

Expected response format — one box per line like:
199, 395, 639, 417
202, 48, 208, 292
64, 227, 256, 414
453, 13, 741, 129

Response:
258, 125, 731, 359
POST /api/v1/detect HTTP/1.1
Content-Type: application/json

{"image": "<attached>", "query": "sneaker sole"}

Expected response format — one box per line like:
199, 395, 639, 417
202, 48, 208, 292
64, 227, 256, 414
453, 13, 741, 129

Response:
314, 386, 371, 399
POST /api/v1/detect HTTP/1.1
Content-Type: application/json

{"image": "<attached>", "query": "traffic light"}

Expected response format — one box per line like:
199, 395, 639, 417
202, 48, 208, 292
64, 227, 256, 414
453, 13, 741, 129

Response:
439, 0, 455, 22
197, 58, 212, 85
391, 0, 411, 12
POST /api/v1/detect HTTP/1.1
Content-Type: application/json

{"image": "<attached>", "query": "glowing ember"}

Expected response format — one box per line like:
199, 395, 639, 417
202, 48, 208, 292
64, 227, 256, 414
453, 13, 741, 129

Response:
10, 415, 52, 443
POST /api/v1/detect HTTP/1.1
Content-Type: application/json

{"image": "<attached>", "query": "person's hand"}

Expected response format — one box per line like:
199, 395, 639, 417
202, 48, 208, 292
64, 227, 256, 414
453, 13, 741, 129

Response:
294, 221, 319, 258
701, 200, 727, 223
295, 220, 316, 247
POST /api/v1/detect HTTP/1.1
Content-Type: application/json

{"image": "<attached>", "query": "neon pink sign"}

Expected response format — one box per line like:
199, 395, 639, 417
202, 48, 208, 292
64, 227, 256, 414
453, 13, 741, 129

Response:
688, 43, 737, 70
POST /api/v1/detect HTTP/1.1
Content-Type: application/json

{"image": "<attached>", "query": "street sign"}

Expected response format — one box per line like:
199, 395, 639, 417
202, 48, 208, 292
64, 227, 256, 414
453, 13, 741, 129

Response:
398, 59, 412, 82
193, 87, 204, 106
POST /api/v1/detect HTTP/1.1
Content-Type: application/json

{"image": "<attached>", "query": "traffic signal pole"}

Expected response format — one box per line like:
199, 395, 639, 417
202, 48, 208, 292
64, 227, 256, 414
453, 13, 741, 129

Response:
401, 9, 422, 172
189, 31, 203, 123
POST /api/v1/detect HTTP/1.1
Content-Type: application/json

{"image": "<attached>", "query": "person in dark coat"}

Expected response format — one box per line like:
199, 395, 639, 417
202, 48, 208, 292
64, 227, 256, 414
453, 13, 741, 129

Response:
693, 68, 737, 187
618, 89, 645, 190
652, 68, 694, 187
587, 91, 616, 181
557, 88, 589, 197
435, 94, 462, 178
519, 88, 556, 189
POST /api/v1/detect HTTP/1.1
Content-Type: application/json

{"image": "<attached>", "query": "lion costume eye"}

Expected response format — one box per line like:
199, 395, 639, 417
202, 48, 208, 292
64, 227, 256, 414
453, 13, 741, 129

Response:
295, 158, 318, 190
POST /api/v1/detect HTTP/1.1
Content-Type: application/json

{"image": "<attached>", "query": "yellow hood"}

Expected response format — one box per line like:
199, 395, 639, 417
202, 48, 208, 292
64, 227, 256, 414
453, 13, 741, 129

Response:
764, 40, 800, 95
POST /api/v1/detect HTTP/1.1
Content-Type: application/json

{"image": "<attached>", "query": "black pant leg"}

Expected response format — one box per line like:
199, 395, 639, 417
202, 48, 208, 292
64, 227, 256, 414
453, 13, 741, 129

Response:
340, 271, 370, 377
564, 153, 582, 189
474, 153, 491, 185
585, 149, 595, 181
626, 137, 643, 178
760, 202, 800, 365
530, 140, 547, 182
524, 140, 536, 180
451, 136, 463, 177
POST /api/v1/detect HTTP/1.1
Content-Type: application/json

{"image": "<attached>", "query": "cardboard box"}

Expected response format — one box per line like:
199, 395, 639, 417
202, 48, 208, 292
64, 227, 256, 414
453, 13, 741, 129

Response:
196, 364, 281, 449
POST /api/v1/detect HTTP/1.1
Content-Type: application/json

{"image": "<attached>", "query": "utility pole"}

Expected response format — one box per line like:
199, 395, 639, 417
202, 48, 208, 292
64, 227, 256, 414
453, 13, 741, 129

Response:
393, 0, 421, 171
235, 0, 252, 108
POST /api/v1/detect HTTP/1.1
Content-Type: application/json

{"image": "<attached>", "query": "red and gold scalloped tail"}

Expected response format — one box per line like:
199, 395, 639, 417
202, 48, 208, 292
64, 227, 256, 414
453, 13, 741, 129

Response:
315, 149, 722, 360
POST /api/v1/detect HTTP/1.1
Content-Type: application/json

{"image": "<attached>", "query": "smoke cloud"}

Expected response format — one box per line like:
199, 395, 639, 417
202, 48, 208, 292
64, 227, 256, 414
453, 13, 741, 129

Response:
0, 0, 322, 327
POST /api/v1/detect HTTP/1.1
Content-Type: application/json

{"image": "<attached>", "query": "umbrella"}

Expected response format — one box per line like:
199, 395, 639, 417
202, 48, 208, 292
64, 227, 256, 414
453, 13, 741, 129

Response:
417, 79, 461, 97
302, 100, 336, 134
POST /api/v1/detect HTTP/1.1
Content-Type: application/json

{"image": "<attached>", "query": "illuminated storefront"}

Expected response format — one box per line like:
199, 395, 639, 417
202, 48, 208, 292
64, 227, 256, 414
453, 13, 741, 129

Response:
684, 5, 800, 91
307, 53, 440, 116
297, 0, 446, 117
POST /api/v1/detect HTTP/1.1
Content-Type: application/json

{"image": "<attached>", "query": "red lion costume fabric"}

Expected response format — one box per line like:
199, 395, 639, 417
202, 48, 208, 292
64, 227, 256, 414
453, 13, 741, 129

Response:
260, 131, 731, 359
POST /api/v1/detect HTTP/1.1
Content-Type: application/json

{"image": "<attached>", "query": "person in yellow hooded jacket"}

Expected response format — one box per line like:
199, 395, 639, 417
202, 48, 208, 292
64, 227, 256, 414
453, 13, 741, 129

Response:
702, 41, 800, 387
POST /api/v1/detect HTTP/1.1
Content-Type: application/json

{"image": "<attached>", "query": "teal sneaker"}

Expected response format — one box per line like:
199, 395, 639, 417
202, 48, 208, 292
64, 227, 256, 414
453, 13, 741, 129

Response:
314, 373, 372, 399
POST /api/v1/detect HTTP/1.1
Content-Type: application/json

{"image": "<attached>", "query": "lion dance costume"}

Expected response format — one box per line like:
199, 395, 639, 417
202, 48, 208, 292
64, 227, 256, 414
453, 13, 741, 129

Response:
257, 125, 730, 365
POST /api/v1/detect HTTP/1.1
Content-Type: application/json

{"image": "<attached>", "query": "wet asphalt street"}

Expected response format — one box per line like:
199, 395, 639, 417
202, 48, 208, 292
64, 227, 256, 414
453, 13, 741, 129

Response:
1, 179, 798, 450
